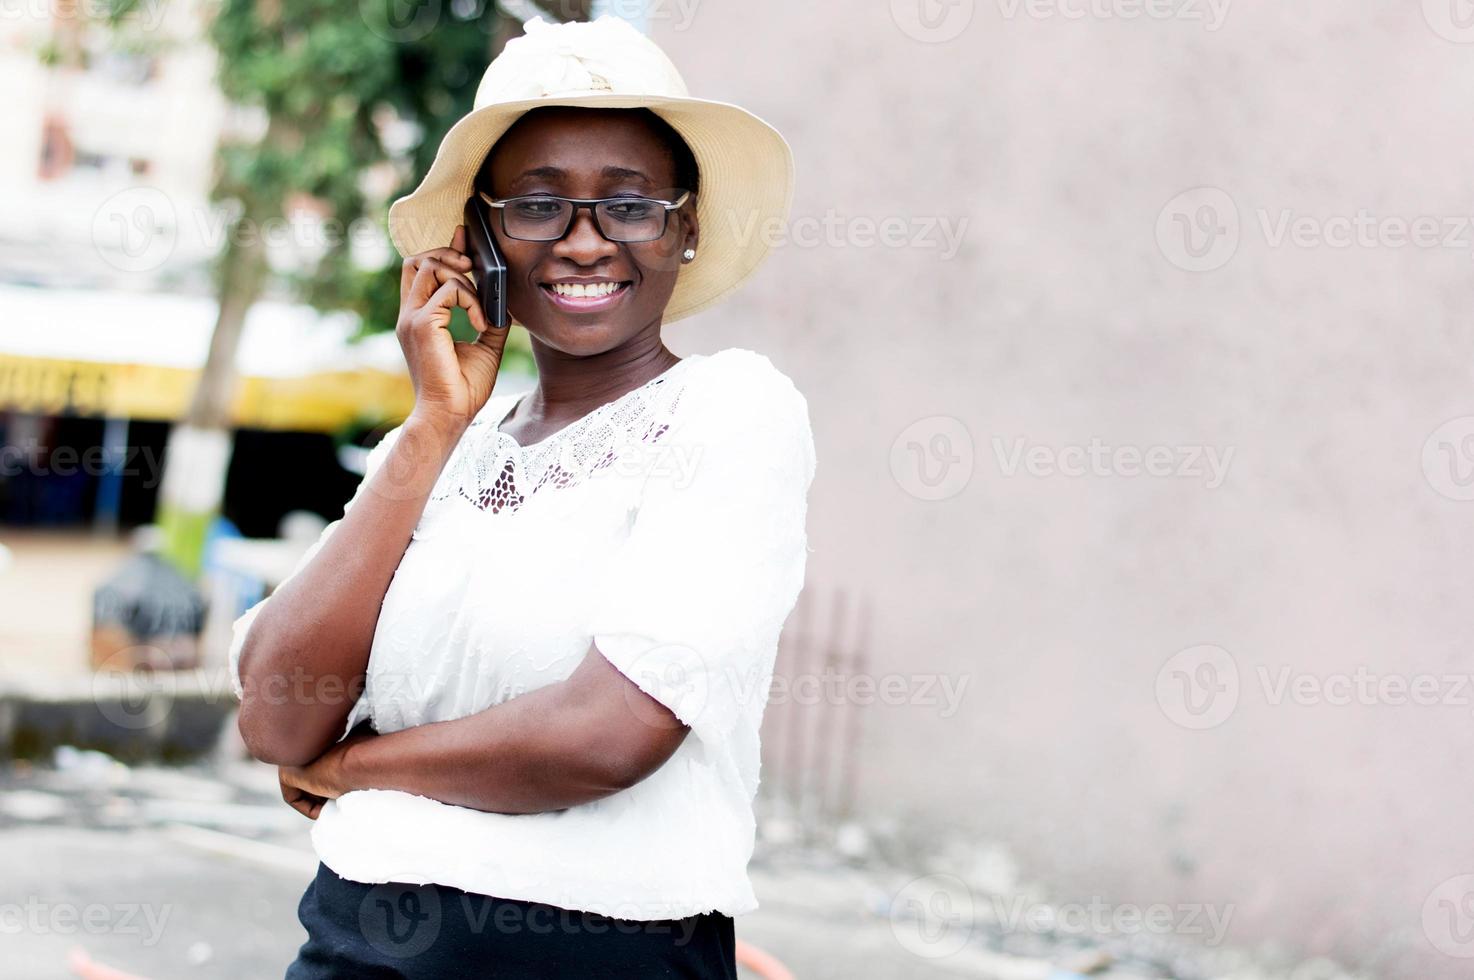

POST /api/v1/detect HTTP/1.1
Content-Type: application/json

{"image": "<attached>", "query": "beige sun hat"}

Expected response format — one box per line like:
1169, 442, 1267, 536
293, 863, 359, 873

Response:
387, 14, 794, 324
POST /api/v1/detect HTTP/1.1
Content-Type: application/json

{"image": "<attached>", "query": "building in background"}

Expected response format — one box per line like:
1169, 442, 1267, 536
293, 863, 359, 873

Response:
0, 2, 417, 533
0, 1, 227, 292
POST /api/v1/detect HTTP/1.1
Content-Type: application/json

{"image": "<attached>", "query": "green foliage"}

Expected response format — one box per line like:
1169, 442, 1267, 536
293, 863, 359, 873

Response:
207, 1, 399, 238
203, 0, 532, 373
81, 0, 539, 375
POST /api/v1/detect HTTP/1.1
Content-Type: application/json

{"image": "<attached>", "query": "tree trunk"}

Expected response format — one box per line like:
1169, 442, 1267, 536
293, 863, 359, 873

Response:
157, 217, 268, 578
187, 225, 268, 429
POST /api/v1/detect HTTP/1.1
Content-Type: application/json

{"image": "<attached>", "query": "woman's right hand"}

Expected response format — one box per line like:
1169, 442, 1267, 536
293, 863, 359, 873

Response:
396, 224, 511, 432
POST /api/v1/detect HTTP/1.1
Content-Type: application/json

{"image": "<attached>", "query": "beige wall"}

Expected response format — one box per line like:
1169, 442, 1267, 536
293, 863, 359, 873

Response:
658, 2, 1474, 976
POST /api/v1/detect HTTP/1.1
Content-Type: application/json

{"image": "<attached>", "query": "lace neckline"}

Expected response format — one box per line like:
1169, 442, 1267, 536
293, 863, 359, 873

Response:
419, 353, 708, 522
489, 356, 697, 451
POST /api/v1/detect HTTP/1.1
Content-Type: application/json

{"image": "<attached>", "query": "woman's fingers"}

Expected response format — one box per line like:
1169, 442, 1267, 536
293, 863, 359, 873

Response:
399, 225, 473, 308
409, 256, 477, 307
424, 277, 490, 334
407, 259, 488, 335
279, 767, 325, 820
394, 225, 503, 420
401, 245, 474, 298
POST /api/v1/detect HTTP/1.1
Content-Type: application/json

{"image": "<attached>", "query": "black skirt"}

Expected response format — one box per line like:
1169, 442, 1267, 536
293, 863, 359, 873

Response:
284, 862, 737, 979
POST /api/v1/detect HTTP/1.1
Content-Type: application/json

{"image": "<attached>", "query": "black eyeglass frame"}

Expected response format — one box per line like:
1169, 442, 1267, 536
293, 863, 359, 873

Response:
477, 189, 693, 244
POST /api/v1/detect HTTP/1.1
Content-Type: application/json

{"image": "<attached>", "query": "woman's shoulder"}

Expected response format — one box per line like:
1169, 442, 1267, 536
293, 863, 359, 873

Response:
697, 346, 795, 382
678, 349, 814, 476
686, 347, 809, 417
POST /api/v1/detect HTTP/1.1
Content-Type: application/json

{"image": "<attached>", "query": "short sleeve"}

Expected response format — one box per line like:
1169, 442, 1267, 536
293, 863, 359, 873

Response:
589, 352, 817, 752
227, 425, 404, 703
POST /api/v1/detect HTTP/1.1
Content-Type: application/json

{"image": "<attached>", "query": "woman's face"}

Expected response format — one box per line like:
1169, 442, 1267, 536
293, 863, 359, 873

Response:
479, 108, 699, 355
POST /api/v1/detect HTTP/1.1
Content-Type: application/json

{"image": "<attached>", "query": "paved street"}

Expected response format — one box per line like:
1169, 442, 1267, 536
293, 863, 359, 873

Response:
0, 753, 1368, 980
0, 757, 966, 979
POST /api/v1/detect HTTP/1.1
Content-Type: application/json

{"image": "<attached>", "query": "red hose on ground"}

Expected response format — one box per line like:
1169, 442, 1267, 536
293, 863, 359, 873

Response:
67, 948, 151, 980
735, 938, 796, 980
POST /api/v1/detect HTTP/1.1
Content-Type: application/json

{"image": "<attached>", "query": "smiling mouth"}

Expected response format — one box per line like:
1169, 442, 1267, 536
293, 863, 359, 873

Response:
541, 280, 632, 310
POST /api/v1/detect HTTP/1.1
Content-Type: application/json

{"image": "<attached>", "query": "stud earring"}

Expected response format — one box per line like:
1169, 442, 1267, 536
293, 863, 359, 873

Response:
683, 248, 696, 262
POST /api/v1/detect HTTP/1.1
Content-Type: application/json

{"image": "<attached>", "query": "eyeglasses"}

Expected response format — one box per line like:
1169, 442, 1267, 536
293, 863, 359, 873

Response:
478, 190, 691, 243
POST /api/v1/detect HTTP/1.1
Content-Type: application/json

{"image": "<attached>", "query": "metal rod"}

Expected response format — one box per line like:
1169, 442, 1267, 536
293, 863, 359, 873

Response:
783, 587, 814, 813
836, 594, 872, 823
809, 589, 849, 826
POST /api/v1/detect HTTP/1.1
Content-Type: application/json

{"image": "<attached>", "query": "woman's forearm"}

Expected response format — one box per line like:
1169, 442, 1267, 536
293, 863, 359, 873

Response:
321, 645, 690, 814
337, 685, 622, 813
236, 414, 467, 766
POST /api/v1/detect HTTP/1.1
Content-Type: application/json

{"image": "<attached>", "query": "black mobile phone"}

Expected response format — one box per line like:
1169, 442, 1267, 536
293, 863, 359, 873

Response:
464, 195, 510, 332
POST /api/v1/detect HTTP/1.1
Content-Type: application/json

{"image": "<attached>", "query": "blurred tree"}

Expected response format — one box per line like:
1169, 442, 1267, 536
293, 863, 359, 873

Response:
100, 0, 589, 576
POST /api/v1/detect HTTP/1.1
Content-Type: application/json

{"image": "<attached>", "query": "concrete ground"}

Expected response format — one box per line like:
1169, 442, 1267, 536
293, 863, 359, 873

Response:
2, 828, 980, 980
0, 751, 1374, 980
0, 534, 969, 976
0, 532, 1371, 979
0, 758, 971, 980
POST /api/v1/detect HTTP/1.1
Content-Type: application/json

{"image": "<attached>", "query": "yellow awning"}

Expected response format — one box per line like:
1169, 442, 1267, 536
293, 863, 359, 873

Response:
0, 352, 414, 432
0, 284, 415, 433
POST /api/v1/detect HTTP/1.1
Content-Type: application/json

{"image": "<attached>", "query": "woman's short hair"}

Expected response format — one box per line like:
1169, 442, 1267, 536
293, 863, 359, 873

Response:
480, 106, 701, 198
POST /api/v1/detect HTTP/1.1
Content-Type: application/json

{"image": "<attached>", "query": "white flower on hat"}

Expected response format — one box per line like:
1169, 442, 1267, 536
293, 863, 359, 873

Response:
475, 15, 690, 105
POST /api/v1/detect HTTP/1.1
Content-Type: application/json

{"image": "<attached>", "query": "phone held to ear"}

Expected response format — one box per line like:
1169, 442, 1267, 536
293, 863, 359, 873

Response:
463, 195, 510, 334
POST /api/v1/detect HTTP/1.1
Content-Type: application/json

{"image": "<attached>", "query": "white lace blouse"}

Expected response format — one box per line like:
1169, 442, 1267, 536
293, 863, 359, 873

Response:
229, 347, 816, 919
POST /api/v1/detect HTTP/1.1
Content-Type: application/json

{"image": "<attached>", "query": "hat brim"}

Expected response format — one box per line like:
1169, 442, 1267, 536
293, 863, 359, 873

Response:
386, 94, 794, 325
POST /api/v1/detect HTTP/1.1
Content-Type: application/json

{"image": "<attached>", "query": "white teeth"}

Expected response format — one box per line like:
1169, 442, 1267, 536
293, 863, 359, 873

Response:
550, 281, 623, 298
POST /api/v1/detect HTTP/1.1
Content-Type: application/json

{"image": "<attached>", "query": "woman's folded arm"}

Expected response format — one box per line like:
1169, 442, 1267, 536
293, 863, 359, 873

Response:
279, 640, 689, 814
235, 415, 466, 767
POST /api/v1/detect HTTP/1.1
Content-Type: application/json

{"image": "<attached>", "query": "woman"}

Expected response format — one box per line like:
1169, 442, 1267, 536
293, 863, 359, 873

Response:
230, 15, 814, 979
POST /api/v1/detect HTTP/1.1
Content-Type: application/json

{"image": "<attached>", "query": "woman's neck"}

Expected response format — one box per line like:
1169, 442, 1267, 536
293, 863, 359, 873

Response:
516, 337, 682, 426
